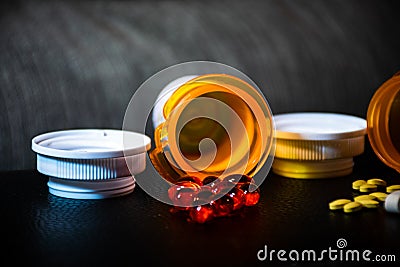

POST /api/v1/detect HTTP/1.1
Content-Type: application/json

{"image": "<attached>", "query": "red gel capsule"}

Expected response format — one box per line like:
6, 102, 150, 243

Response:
193, 188, 215, 205
167, 181, 200, 207
188, 205, 214, 223
211, 194, 234, 217
175, 188, 198, 207
227, 187, 246, 210
244, 191, 260, 206
215, 174, 253, 195
211, 179, 234, 195
239, 183, 260, 206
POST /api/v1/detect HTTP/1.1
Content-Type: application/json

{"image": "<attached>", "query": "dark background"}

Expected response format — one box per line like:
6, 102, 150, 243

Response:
1, 0, 400, 171
2, 1, 400, 266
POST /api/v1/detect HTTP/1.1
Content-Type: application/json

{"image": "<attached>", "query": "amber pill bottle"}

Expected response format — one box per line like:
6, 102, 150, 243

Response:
367, 72, 400, 172
149, 74, 275, 184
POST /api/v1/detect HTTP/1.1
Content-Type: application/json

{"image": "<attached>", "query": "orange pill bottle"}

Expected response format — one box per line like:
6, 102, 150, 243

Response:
149, 74, 275, 184
367, 71, 400, 172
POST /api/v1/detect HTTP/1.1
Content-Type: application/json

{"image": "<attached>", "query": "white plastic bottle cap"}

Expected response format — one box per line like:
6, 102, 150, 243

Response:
31, 129, 151, 199
272, 112, 367, 179
384, 191, 400, 213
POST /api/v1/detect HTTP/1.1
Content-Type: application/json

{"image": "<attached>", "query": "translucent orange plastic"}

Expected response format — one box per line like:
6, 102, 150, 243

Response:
367, 72, 400, 172
149, 74, 274, 183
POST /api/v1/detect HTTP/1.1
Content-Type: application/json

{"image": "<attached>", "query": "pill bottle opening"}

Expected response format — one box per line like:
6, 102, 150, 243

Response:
173, 92, 256, 171
367, 72, 400, 173
150, 74, 275, 183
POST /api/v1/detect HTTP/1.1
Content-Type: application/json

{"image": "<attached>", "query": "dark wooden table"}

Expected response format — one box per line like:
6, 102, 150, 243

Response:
2, 143, 399, 266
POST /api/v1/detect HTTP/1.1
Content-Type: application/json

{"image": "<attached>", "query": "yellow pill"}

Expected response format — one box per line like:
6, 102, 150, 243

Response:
369, 192, 388, 202
354, 195, 376, 202
329, 199, 352, 210
356, 199, 380, 208
359, 184, 377, 193
367, 178, 387, 187
343, 202, 363, 213
387, 185, 400, 193
352, 180, 367, 190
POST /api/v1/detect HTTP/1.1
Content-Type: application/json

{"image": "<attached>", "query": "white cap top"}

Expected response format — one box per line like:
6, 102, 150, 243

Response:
32, 129, 151, 159
274, 112, 367, 140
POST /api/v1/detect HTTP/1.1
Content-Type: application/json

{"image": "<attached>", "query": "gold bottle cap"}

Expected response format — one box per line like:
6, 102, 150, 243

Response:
272, 112, 367, 179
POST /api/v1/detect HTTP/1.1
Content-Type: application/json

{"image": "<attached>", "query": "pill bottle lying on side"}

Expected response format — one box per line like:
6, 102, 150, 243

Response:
367, 71, 400, 214
149, 74, 275, 184
367, 71, 400, 174
122, 61, 276, 212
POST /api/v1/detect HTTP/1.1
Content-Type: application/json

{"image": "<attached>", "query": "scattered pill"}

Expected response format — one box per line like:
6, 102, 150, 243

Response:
367, 178, 387, 187
188, 205, 214, 223
343, 202, 363, 213
356, 199, 380, 208
329, 199, 352, 210
386, 185, 400, 193
227, 187, 246, 210
193, 188, 214, 204
329, 179, 399, 214
352, 180, 367, 190
369, 192, 388, 202
354, 195, 376, 202
212, 194, 234, 217
243, 190, 260, 206
238, 182, 260, 206
168, 181, 200, 207
169, 173, 261, 223
359, 184, 378, 193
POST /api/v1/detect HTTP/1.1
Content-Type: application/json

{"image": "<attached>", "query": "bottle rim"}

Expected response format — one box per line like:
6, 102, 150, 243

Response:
161, 73, 275, 179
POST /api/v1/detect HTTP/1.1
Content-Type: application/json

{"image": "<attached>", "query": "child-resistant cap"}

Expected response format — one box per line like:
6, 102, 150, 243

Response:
272, 112, 367, 178
31, 129, 151, 199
